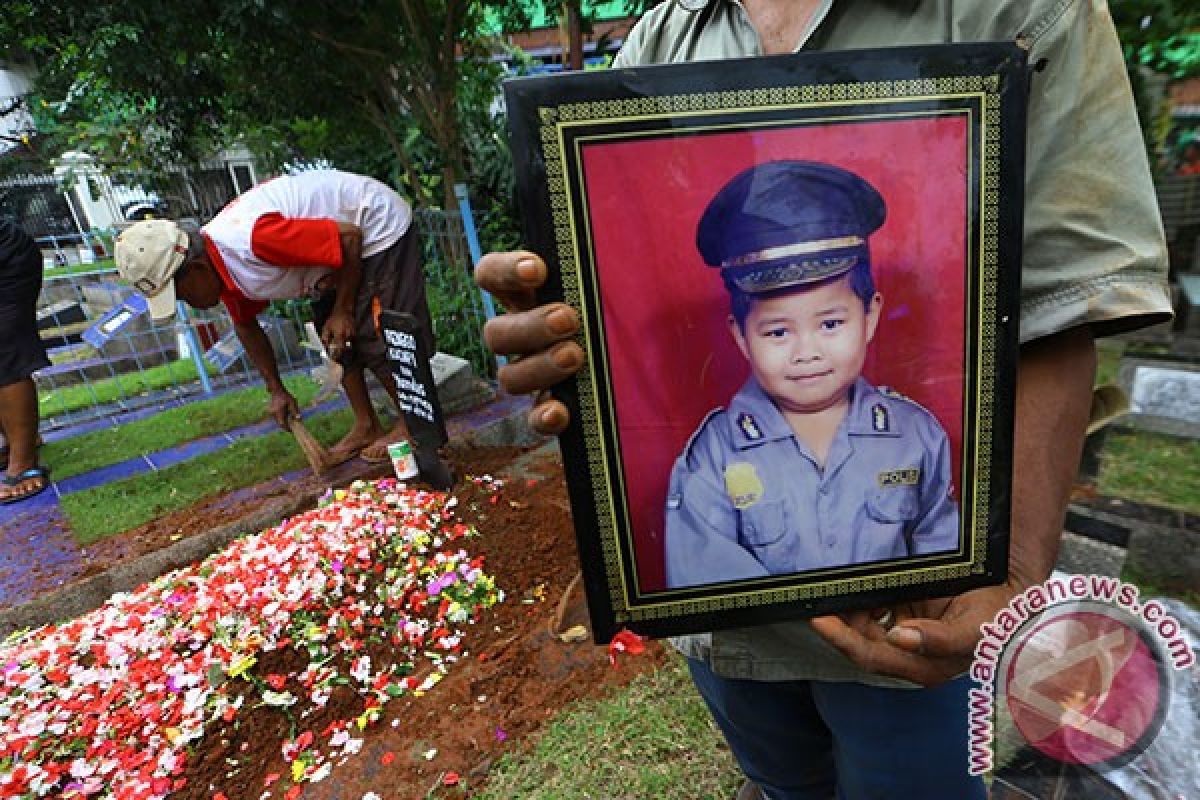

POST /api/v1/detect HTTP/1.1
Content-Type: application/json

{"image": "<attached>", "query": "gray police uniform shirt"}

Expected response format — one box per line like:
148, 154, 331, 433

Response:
615, 0, 1172, 687
665, 377, 958, 589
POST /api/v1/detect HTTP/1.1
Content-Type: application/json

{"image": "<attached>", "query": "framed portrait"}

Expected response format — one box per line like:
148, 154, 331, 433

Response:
505, 43, 1028, 642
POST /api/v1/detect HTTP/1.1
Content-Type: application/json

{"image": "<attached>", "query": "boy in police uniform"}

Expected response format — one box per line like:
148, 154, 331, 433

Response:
664, 160, 959, 589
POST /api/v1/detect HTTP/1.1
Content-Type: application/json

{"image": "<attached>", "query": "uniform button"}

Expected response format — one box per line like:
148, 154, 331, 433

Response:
826, 539, 836, 548
819, 485, 829, 495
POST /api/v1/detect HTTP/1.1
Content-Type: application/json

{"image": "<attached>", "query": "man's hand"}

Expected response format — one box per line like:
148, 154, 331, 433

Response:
812, 328, 1096, 687
474, 251, 584, 434
268, 388, 300, 429
321, 311, 356, 362
810, 583, 1021, 687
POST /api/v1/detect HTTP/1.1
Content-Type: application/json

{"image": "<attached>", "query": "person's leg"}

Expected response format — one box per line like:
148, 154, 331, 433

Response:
0, 377, 48, 501
353, 230, 434, 461
688, 659, 837, 800
328, 365, 386, 458
0, 228, 48, 489
311, 287, 381, 458
810, 675, 986, 800
358, 362, 414, 459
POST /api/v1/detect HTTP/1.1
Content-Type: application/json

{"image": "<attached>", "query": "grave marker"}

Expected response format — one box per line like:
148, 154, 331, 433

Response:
1118, 357, 1200, 438
380, 310, 447, 450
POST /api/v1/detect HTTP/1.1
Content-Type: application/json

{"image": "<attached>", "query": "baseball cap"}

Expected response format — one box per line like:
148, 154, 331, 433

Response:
114, 219, 189, 319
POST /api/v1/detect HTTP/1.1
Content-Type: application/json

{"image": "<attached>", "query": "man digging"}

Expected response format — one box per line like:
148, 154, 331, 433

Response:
115, 169, 453, 490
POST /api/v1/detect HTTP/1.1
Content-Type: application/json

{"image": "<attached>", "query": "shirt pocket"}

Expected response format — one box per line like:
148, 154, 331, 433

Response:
865, 487, 919, 524
740, 500, 788, 547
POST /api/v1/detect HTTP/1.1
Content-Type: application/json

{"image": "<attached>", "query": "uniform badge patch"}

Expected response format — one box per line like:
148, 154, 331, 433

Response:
737, 412, 763, 441
724, 462, 764, 510
871, 404, 889, 432
878, 468, 920, 487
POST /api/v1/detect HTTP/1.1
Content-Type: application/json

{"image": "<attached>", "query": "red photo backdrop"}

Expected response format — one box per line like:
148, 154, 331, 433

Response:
579, 116, 969, 593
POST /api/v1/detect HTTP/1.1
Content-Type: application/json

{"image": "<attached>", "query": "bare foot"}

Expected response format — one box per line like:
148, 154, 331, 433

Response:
361, 426, 412, 463
329, 425, 384, 459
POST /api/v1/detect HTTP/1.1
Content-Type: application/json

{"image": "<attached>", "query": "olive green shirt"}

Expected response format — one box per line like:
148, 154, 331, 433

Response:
615, 0, 1172, 686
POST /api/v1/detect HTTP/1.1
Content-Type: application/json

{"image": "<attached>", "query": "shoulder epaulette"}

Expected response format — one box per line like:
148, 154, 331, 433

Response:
878, 386, 939, 422
683, 408, 725, 470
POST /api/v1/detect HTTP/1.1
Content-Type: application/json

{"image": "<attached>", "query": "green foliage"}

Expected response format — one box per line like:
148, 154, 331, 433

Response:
1, 0, 540, 207
1113, 1, 1200, 79
1111, 1, 1200, 164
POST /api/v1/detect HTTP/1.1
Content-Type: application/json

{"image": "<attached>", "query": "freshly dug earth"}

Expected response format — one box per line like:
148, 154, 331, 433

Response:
136, 444, 667, 799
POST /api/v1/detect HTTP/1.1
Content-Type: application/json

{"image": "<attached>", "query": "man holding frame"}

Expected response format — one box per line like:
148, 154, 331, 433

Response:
477, 1, 1171, 797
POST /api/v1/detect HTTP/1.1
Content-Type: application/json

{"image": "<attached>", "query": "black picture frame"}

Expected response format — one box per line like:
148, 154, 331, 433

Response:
506, 43, 1028, 642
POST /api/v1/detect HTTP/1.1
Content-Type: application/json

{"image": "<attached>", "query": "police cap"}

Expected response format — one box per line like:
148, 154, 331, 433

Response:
696, 160, 886, 294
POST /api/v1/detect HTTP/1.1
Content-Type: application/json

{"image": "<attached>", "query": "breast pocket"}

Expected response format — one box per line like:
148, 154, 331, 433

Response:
740, 500, 788, 547
865, 487, 919, 524
739, 500, 801, 575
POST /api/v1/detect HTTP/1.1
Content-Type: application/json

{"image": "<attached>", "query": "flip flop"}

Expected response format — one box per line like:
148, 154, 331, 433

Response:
1, 465, 51, 505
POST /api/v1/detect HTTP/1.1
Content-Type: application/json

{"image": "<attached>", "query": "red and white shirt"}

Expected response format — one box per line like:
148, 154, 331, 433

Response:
201, 170, 413, 323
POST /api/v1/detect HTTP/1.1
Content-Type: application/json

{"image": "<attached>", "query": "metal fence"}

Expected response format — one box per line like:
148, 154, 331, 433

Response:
1157, 174, 1200, 272
1, 166, 243, 264
33, 207, 494, 434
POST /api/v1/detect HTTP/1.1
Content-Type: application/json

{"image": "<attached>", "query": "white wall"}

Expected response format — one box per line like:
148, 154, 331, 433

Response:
0, 62, 36, 155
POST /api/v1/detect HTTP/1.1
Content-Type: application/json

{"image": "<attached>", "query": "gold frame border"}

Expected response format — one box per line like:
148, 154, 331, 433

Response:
539, 75, 1003, 623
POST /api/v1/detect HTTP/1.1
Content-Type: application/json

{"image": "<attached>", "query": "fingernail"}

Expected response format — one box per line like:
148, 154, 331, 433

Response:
545, 307, 577, 335
516, 258, 539, 282
551, 344, 580, 370
887, 626, 923, 651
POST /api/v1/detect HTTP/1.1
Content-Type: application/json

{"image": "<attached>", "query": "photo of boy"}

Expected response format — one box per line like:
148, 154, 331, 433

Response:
664, 160, 961, 589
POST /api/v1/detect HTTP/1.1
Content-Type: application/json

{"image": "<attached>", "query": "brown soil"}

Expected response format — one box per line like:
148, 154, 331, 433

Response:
93, 444, 666, 799
80, 458, 398, 580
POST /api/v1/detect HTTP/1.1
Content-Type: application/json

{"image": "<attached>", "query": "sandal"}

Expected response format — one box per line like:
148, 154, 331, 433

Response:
1, 465, 51, 505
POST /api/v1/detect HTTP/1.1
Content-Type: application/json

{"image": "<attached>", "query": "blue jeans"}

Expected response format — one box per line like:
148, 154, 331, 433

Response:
688, 659, 986, 800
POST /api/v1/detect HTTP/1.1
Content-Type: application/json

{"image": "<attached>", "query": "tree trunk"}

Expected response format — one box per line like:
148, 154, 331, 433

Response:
565, 0, 583, 70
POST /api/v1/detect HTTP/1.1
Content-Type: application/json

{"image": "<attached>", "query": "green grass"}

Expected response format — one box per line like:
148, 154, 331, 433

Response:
1120, 564, 1200, 608
41, 376, 320, 481
60, 408, 354, 545
1097, 429, 1200, 515
38, 357, 219, 418
472, 656, 740, 800
43, 259, 116, 279
1094, 340, 1123, 386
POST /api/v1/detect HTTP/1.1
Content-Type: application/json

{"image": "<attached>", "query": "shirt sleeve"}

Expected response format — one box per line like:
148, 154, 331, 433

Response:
664, 434, 770, 589
908, 419, 960, 556
249, 212, 343, 269
221, 290, 268, 325
1017, 1, 1172, 342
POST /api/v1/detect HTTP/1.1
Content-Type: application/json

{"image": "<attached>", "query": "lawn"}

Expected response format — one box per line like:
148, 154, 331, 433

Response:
1098, 429, 1200, 515
42, 259, 117, 279
60, 408, 356, 544
38, 357, 219, 418
42, 375, 320, 480
477, 656, 740, 800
